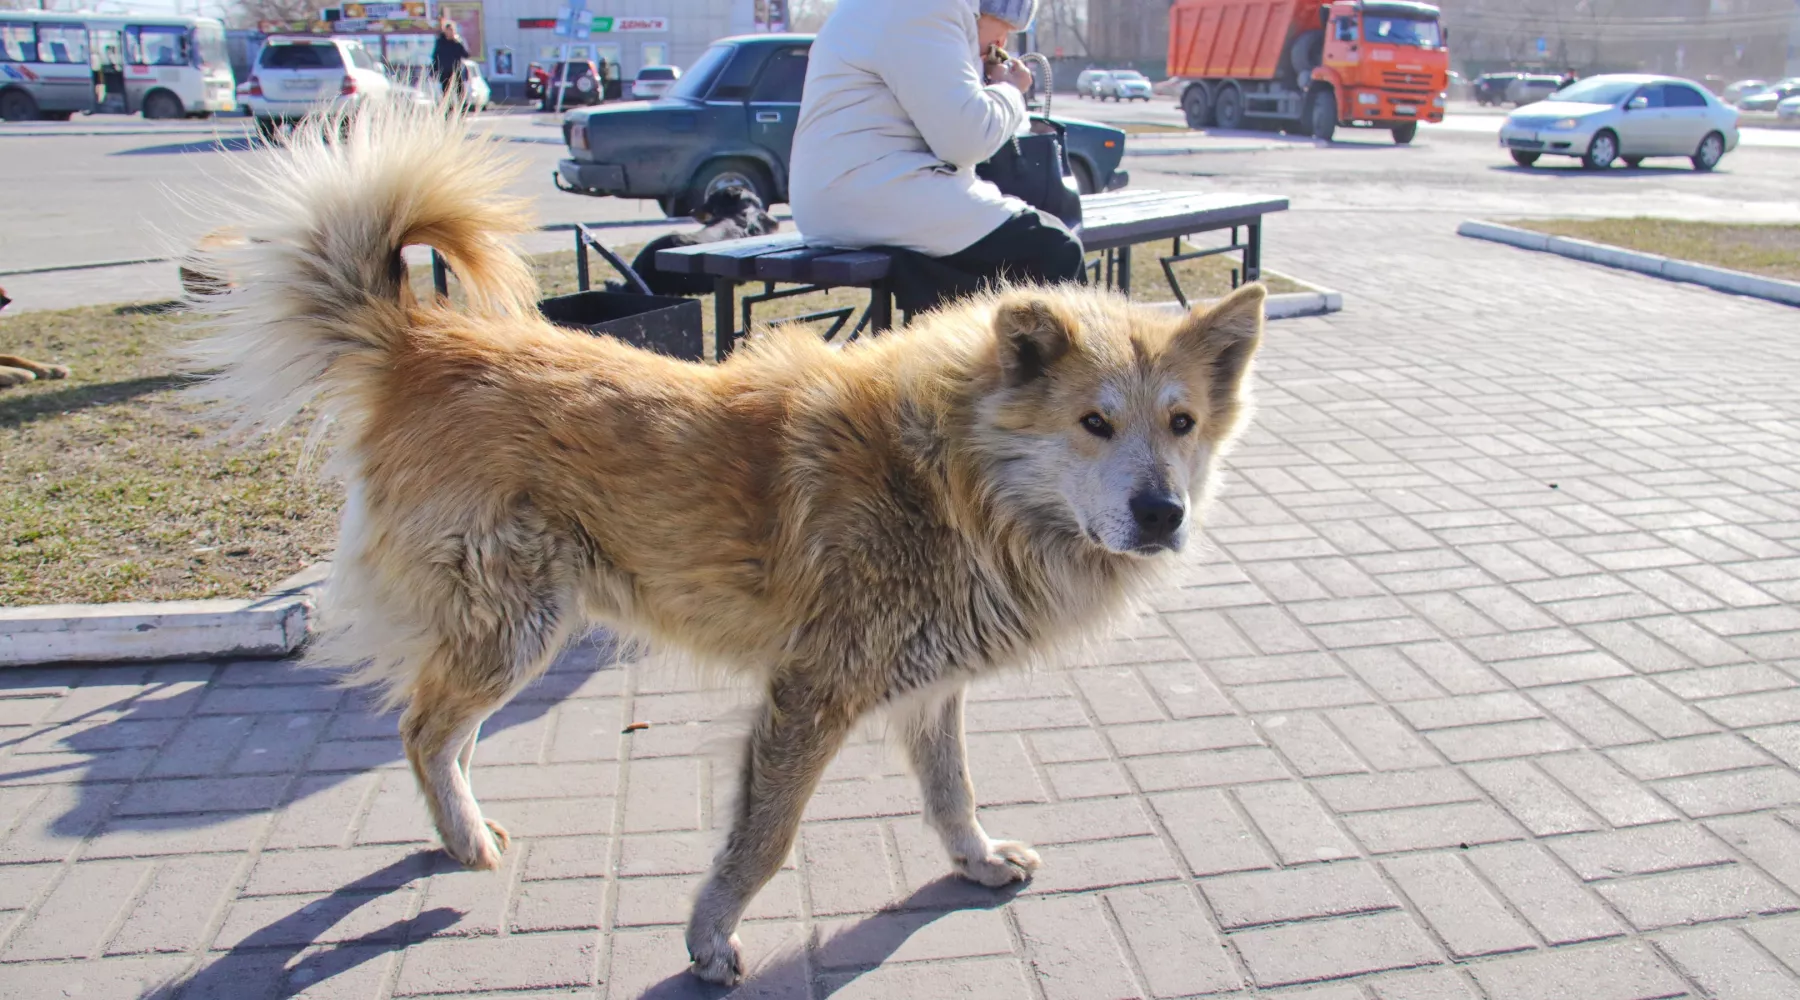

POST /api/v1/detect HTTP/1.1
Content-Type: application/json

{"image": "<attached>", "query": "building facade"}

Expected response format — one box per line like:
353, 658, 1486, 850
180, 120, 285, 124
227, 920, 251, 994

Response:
480, 0, 769, 88
1436, 0, 1799, 81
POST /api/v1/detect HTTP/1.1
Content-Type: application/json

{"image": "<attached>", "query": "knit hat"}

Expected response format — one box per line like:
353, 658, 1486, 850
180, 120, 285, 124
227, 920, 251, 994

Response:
979, 0, 1039, 30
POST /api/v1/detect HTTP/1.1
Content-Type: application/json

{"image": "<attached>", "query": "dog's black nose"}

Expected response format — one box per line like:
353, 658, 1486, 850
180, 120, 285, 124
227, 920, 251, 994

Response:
1129, 492, 1185, 544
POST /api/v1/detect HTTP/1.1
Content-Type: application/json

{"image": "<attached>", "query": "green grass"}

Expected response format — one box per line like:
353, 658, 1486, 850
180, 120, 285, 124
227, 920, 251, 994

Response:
5, 242, 1302, 605
1504, 218, 1800, 282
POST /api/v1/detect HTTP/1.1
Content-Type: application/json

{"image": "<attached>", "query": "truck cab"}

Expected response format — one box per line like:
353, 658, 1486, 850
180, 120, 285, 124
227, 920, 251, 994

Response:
1169, 0, 1448, 145
1312, 0, 1447, 142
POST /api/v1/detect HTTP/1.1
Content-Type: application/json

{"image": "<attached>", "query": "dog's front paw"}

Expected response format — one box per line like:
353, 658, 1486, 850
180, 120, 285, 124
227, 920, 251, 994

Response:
41, 365, 69, 381
955, 839, 1041, 887
443, 819, 508, 871
687, 931, 744, 986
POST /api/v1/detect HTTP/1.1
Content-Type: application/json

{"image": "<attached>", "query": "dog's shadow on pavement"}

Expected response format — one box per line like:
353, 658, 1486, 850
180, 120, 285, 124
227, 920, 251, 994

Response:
0, 633, 622, 841
638, 879, 1027, 999
111, 136, 264, 156
142, 854, 463, 1000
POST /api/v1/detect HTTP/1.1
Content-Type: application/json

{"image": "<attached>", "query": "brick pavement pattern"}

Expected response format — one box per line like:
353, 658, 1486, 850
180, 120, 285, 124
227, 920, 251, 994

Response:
3, 214, 1800, 999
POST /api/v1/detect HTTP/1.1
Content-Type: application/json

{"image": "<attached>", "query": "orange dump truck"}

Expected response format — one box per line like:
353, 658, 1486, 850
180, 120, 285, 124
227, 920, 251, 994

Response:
1169, 0, 1448, 144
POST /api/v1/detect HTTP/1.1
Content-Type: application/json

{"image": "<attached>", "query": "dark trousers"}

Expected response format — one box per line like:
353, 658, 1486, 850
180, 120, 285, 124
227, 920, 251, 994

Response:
886, 208, 1086, 315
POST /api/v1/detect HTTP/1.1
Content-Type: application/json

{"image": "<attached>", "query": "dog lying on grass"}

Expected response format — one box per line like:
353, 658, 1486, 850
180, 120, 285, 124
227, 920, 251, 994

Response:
0, 288, 73, 389
612, 185, 781, 297
187, 102, 1266, 986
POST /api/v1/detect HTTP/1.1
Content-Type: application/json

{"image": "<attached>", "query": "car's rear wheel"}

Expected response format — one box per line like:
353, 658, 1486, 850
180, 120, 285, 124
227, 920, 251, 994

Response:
1511, 150, 1540, 167
1692, 131, 1725, 172
1582, 129, 1619, 170
686, 158, 775, 215
0, 88, 39, 122
143, 91, 183, 120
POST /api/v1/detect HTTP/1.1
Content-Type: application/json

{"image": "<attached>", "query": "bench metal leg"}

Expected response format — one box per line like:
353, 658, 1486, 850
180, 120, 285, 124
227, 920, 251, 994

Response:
714, 277, 737, 363
1245, 222, 1262, 283
869, 282, 894, 334
1118, 245, 1132, 297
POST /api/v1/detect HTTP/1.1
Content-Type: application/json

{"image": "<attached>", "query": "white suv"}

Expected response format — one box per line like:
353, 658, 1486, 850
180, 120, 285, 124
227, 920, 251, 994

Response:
241, 36, 391, 138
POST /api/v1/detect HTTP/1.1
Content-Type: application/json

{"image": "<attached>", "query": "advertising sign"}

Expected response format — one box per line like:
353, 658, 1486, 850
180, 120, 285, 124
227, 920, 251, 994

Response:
439, 0, 484, 53
590, 16, 668, 32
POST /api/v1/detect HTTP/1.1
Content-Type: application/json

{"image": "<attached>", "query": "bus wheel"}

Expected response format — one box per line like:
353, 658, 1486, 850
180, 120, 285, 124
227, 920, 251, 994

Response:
143, 91, 184, 120
0, 89, 39, 122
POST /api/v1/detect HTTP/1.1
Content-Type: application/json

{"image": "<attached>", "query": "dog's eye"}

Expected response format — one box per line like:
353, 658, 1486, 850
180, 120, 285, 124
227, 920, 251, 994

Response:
1170, 413, 1196, 435
1080, 413, 1113, 438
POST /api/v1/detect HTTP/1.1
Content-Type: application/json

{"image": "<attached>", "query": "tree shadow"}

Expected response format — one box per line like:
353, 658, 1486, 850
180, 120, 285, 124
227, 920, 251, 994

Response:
2, 632, 623, 841
144, 854, 463, 1000
635, 878, 1027, 999
112, 136, 263, 156
0, 374, 185, 430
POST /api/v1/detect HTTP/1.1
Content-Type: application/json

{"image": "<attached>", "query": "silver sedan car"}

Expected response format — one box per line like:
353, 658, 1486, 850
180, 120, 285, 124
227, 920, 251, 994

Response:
1499, 74, 1740, 172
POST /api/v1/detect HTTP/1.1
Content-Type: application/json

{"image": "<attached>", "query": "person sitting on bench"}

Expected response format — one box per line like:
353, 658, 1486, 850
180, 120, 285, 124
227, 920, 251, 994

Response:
789, 0, 1084, 316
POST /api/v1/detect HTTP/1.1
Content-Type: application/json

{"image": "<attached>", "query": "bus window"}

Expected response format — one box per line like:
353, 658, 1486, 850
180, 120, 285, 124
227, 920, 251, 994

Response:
126, 25, 191, 66
36, 22, 87, 64
0, 21, 34, 62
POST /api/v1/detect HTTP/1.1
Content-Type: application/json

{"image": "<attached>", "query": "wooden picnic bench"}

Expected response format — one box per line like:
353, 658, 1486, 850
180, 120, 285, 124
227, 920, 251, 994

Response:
655, 190, 1290, 361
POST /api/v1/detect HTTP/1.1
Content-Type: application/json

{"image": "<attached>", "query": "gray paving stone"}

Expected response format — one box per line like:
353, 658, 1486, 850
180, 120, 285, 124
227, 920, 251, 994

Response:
1201, 861, 1398, 928
1229, 910, 1442, 987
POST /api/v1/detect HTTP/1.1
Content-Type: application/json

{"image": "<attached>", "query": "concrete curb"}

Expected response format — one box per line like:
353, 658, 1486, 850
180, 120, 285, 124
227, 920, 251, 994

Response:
1458, 220, 1800, 308
1148, 270, 1345, 320
0, 564, 328, 667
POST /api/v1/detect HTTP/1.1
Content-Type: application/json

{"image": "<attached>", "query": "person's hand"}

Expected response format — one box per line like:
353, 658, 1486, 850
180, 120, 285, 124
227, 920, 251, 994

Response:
987, 57, 1033, 93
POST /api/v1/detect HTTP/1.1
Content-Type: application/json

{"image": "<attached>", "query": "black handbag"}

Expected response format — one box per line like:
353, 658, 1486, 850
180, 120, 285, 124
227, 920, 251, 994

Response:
977, 117, 1083, 231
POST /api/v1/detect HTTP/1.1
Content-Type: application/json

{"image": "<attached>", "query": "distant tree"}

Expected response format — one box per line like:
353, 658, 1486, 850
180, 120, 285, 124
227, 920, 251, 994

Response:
232, 0, 318, 27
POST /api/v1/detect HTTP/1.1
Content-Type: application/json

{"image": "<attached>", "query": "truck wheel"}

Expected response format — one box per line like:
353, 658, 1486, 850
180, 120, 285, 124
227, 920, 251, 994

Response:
1308, 90, 1336, 142
1182, 86, 1213, 128
1213, 85, 1245, 130
0, 88, 39, 122
1391, 122, 1418, 145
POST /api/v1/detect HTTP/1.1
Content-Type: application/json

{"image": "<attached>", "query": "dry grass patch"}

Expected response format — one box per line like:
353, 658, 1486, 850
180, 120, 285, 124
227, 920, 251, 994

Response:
1505, 218, 1800, 282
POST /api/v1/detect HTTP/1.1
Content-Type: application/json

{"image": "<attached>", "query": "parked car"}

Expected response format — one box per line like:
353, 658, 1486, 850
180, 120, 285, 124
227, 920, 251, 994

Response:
539, 59, 601, 110
1499, 74, 1740, 171
1722, 79, 1767, 106
240, 35, 391, 139
631, 65, 681, 100
1085, 69, 1153, 101
557, 34, 1129, 217
1506, 74, 1566, 106
1473, 72, 1521, 106
456, 58, 490, 112
1779, 94, 1800, 120
1738, 79, 1800, 112
1075, 68, 1108, 97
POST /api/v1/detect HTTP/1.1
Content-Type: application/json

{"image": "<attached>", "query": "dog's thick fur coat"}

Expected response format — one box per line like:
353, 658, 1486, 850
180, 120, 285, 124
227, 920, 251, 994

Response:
188, 103, 1265, 985
0, 288, 73, 389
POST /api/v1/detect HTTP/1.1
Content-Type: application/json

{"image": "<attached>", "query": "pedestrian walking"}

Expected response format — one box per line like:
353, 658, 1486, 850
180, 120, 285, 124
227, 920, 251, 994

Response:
432, 22, 469, 108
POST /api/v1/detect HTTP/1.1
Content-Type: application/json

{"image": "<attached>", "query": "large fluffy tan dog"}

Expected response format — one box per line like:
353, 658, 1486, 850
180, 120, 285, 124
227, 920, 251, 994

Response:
189, 104, 1265, 985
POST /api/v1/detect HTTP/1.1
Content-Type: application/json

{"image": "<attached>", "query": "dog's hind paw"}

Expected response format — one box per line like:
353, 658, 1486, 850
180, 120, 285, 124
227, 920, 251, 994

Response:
956, 839, 1042, 887
688, 931, 744, 986
445, 819, 509, 871
41, 365, 69, 381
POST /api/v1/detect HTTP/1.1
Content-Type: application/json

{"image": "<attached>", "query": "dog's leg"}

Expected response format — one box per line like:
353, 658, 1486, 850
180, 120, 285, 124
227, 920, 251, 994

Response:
687, 681, 856, 985
401, 676, 511, 870
0, 356, 68, 380
0, 366, 34, 388
902, 684, 1041, 887
457, 721, 481, 785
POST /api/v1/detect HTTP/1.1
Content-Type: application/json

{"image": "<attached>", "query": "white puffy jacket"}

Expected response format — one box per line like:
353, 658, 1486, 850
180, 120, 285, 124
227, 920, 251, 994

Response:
788, 0, 1027, 257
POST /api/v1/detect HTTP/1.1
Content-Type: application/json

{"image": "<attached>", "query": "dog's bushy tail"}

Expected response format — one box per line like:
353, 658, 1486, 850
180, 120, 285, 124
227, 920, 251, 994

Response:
186, 100, 538, 437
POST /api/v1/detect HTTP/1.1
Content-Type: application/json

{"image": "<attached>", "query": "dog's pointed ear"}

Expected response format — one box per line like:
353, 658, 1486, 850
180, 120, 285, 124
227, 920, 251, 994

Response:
994, 298, 1075, 387
1174, 283, 1265, 408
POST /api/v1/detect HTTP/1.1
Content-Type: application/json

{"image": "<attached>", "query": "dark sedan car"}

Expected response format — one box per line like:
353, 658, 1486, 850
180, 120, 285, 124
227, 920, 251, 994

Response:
557, 34, 1129, 218
1473, 72, 1522, 106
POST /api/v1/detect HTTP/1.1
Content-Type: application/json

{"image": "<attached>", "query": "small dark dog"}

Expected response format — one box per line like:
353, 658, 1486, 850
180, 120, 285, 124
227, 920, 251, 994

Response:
0, 287, 75, 389
612, 186, 779, 297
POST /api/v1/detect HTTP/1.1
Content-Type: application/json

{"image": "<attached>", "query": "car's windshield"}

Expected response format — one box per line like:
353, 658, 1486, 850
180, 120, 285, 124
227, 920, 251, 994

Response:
261, 42, 343, 69
1114, 71, 1145, 80
1363, 16, 1441, 48
639, 66, 675, 80
666, 44, 731, 100
1550, 77, 1643, 105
